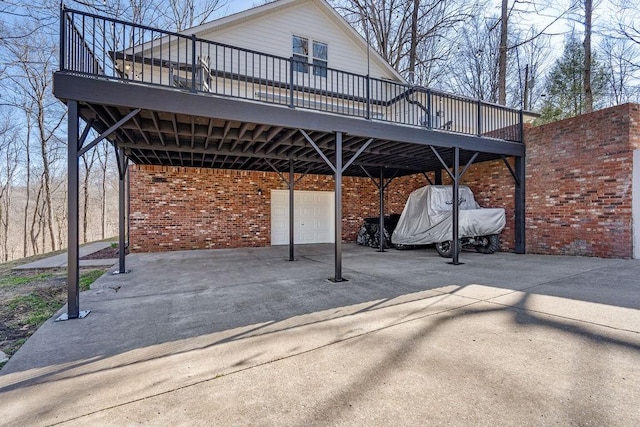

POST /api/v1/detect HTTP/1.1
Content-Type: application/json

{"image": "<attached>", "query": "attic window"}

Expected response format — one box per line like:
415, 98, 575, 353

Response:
292, 35, 309, 73
292, 35, 327, 77
312, 41, 327, 78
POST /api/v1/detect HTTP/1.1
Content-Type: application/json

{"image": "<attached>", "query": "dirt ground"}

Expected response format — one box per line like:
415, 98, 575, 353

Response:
80, 246, 129, 260
0, 254, 111, 369
1, 269, 66, 362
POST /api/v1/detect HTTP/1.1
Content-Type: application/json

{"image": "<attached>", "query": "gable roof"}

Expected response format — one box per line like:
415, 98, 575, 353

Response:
179, 0, 405, 83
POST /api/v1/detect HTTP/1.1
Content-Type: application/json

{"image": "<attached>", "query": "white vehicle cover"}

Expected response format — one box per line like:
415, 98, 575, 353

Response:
391, 185, 506, 245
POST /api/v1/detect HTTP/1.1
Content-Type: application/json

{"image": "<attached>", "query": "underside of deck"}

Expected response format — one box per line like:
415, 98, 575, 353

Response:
54, 73, 524, 178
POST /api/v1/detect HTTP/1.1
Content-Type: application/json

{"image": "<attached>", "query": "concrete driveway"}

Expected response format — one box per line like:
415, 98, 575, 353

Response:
1, 244, 639, 425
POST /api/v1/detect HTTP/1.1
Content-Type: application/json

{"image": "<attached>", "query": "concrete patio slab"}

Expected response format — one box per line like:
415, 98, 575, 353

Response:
12, 241, 118, 270
0, 244, 638, 425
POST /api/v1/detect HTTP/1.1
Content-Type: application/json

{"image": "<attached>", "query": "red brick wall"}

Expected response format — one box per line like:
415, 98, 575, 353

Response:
130, 103, 639, 257
442, 159, 517, 252
129, 166, 427, 252
459, 103, 639, 258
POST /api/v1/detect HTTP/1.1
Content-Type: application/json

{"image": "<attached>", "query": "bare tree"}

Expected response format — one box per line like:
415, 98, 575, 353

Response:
498, 0, 509, 105
334, 0, 476, 85
448, 13, 502, 102
0, 118, 18, 261
495, 0, 580, 106
2, 25, 66, 252
612, 0, 640, 56
583, 0, 593, 112
97, 142, 112, 240
163, 0, 228, 31
599, 36, 640, 105
516, 28, 553, 110
81, 148, 98, 243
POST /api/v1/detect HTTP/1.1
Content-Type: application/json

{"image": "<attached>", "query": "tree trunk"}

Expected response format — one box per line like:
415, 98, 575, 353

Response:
583, 0, 593, 113
100, 144, 109, 240
82, 149, 96, 243
408, 0, 420, 84
30, 183, 43, 255
523, 64, 529, 110
37, 101, 56, 251
83, 172, 90, 243
498, 0, 509, 105
23, 111, 32, 258
0, 185, 7, 262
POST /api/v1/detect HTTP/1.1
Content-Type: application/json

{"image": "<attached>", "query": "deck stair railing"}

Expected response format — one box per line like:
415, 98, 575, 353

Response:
60, 7, 524, 143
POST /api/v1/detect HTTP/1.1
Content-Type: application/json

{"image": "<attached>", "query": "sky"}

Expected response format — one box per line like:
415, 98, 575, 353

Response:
221, 0, 266, 16
220, 0, 581, 39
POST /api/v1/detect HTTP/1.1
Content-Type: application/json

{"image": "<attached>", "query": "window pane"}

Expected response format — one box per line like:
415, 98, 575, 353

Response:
294, 54, 309, 73
292, 36, 308, 55
313, 41, 327, 60
313, 59, 327, 77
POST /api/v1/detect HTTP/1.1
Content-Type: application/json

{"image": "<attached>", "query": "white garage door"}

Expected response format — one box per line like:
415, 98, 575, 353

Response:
271, 190, 335, 245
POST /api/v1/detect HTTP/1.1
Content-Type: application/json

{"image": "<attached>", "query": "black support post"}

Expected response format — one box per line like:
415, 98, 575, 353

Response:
515, 155, 526, 254
119, 147, 127, 273
434, 168, 442, 185
58, 100, 89, 321
114, 147, 130, 275
451, 147, 461, 265
289, 159, 295, 261
66, 100, 80, 319
378, 167, 385, 252
334, 132, 343, 282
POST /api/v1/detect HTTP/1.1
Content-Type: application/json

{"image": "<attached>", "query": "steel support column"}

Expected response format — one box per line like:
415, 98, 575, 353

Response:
301, 129, 372, 281
515, 155, 526, 253
434, 168, 443, 185
114, 146, 130, 275
451, 147, 461, 265
378, 167, 385, 252
57, 100, 89, 321
334, 132, 343, 282
360, 166, 398, 253
289, 159, 295, 261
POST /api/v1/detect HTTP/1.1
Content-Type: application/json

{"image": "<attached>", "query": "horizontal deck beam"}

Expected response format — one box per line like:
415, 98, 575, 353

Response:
54, 73, 525, 159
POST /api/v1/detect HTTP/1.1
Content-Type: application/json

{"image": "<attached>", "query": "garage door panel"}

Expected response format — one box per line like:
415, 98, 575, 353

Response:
271, 190, 334, 245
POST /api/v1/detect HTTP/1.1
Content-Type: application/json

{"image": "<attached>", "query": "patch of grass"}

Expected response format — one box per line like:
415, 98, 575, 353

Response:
3, 338, 27, 358
6, 289, 66, 328
79, 269, 106, 291
0, 242, 115, 370
0, 273, 55, 288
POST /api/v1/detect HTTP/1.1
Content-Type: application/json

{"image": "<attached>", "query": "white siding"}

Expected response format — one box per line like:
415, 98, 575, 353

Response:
198, 2, 391, 80
117, 1, 402, 121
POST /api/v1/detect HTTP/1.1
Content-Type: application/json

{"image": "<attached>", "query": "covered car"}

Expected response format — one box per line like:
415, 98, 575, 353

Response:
391, 185, 506, 255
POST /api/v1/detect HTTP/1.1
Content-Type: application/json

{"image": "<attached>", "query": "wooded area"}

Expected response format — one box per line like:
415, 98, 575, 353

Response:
0, 0, 639, 262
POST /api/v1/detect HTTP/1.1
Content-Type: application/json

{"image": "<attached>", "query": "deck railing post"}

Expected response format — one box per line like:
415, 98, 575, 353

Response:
477, 99, 482, 136
60, 5, 66, 71
366, 75, 371, 119
426, 89, 432, 128
519, 109, 524, 142
191, 34, 197, 93
289, 57, 295, 108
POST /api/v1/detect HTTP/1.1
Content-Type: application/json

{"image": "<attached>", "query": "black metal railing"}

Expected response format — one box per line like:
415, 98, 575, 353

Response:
60, 7, 524, 143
